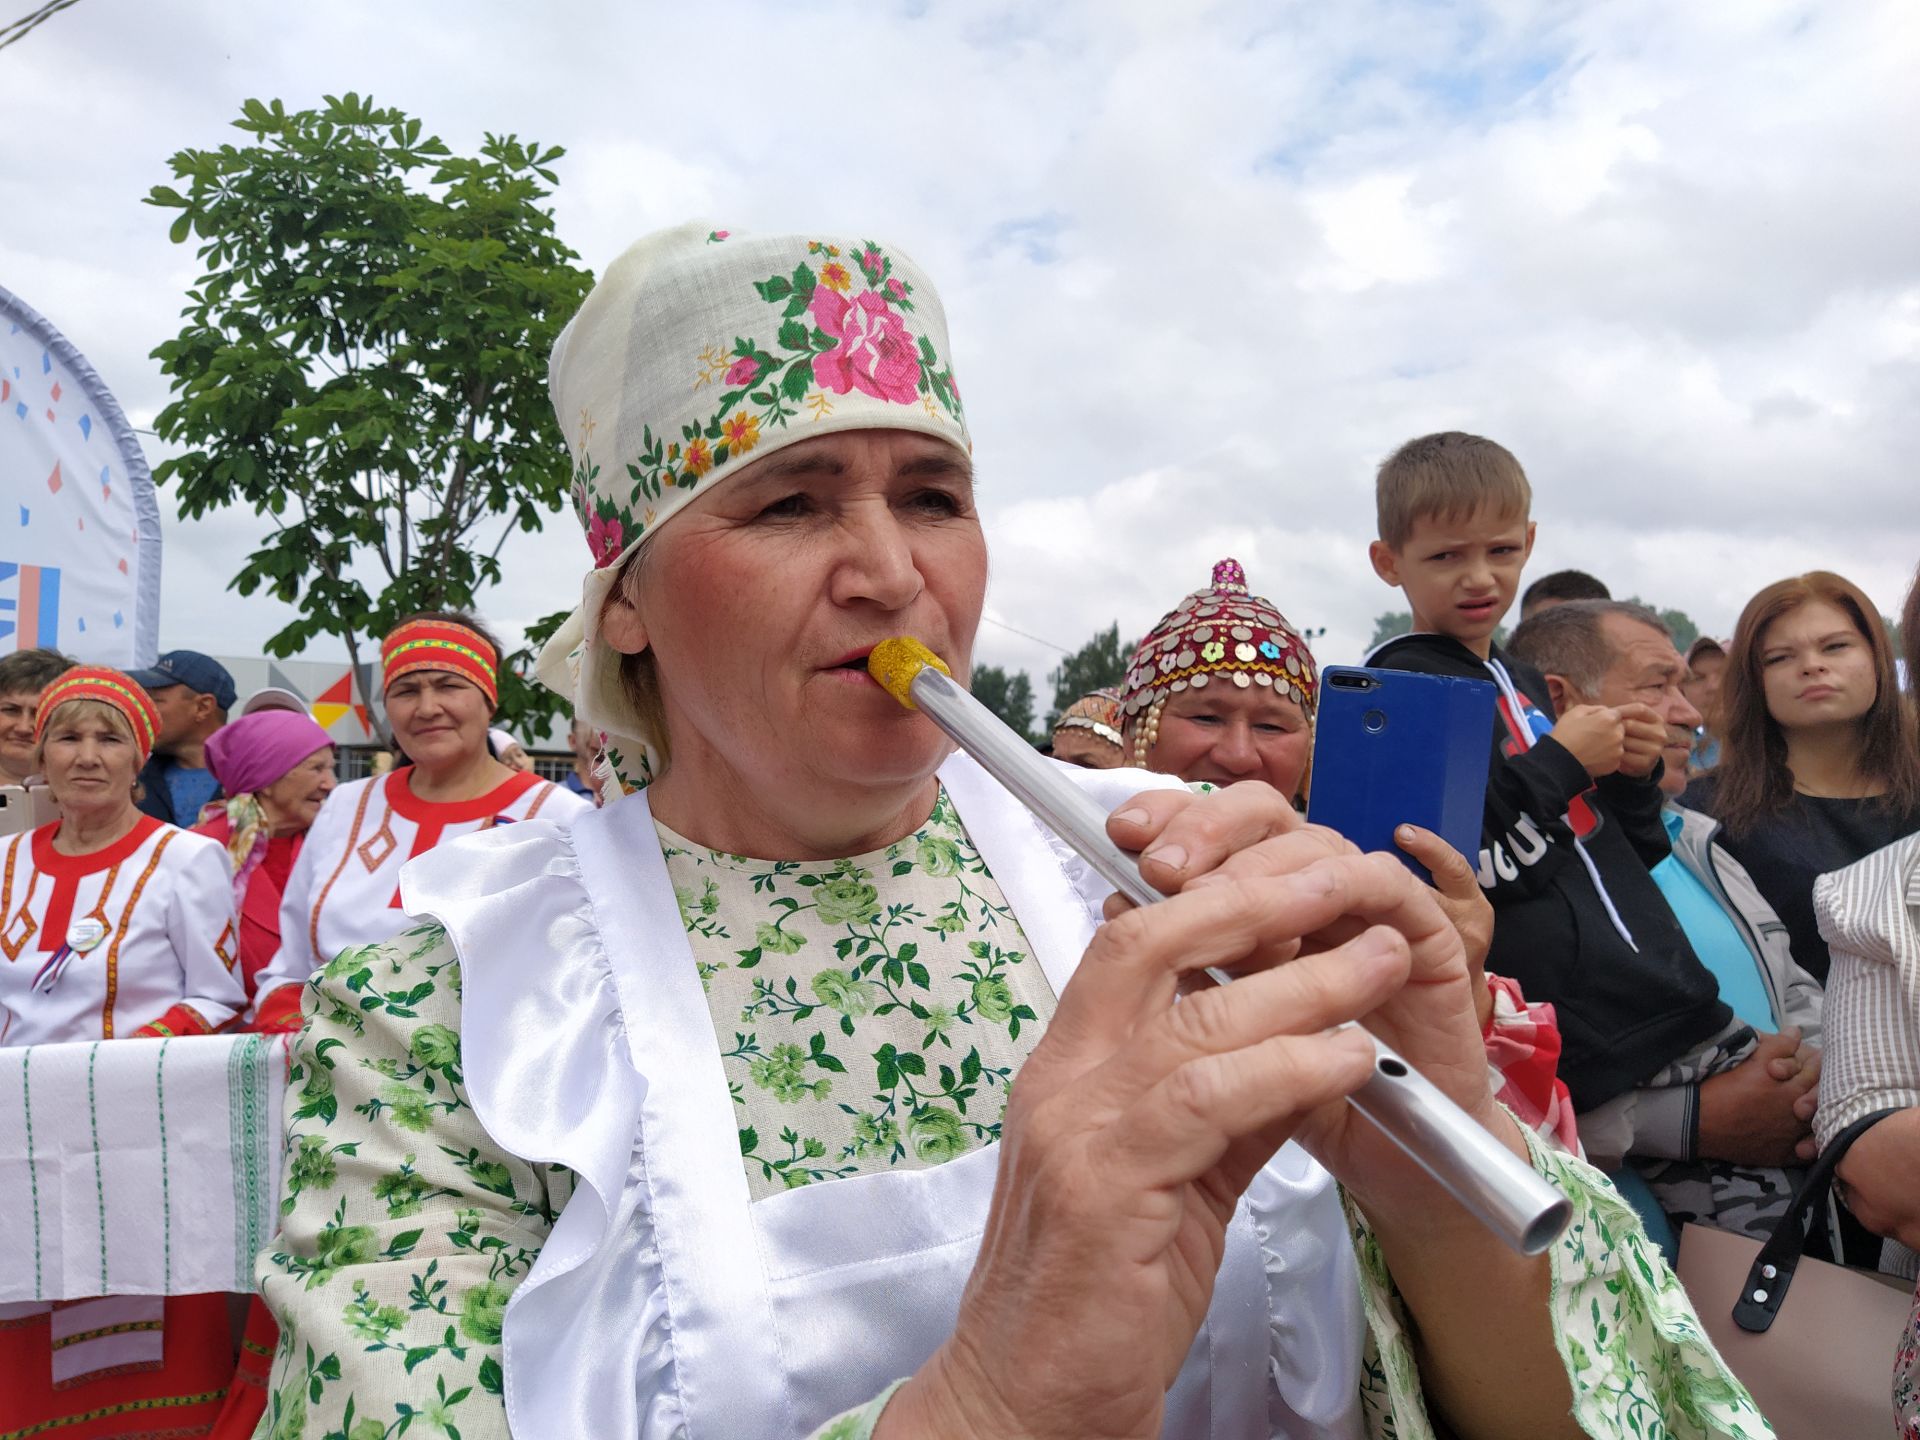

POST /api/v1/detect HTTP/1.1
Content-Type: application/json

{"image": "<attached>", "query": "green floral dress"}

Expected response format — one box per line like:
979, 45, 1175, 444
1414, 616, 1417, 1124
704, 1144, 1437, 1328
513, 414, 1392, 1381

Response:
657, 788, 1052, 1198
253, 799, 1771, 1440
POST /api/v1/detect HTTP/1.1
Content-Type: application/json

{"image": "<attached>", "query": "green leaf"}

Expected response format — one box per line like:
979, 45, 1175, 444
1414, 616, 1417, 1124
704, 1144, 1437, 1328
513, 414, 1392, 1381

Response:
896, 1052, 927, 1077
168, 213, 192, 245
779, 358, 815, 403
403, 1346, 439, 1374
755, 275, 792, 302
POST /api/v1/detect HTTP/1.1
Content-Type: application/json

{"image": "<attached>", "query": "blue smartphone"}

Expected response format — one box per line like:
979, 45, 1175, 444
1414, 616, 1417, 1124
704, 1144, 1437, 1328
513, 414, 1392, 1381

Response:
1305, 667, 1495, 881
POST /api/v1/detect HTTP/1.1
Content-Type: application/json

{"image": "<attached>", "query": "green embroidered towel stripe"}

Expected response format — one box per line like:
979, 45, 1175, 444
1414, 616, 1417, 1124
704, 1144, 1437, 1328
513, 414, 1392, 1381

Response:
0, 1034, 290, 1302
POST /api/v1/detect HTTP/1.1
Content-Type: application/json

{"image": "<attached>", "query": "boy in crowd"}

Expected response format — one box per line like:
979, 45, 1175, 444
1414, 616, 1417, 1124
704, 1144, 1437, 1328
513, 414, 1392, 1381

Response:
1364, 433, 1755, 1192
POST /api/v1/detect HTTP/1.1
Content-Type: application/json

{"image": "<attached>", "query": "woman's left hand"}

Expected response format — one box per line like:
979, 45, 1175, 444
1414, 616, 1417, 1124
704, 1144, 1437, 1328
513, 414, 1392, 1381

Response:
1109, 784, 1512, 1209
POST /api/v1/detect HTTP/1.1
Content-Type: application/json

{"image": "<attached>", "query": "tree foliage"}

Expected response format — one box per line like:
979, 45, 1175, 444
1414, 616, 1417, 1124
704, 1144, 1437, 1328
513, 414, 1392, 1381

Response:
1045, 623, 1133, 730
1623, 597, 1701, 651
145, 94, 593, 734
1367, 610, 1412, 651
970, 664, 1038, 745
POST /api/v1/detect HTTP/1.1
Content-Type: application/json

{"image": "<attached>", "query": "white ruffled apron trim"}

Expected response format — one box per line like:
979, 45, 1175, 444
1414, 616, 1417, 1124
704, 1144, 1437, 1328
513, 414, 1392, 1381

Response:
406, 755, 1366, 1438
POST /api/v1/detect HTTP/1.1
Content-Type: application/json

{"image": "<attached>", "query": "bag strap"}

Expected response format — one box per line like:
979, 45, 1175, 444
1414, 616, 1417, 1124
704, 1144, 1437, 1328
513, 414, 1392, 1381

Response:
1732, 1107, 1901, 1333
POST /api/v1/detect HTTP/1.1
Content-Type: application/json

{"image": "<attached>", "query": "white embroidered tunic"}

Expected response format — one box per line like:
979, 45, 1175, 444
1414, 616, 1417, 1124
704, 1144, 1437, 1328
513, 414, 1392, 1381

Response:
256, 766, 590, 1010
0, 816, 245, 1046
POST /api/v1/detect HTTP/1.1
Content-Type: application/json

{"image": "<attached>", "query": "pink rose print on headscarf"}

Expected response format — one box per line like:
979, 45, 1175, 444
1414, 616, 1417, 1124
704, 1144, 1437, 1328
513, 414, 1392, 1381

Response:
725, 356, 760, 386
810, 288, 920, 405
587, 511, 625, 568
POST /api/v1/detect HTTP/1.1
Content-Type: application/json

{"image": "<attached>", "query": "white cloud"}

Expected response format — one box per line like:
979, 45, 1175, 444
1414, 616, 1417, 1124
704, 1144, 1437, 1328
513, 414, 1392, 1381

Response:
0, 0, 1914, 696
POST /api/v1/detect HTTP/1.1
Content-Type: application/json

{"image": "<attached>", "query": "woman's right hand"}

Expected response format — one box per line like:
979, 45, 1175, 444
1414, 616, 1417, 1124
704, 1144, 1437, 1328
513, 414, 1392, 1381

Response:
876, 876, 1413, 1440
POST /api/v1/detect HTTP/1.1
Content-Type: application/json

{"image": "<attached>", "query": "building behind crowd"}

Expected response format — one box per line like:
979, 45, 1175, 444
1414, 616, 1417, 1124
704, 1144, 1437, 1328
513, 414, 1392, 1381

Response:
208, 654, 573, 780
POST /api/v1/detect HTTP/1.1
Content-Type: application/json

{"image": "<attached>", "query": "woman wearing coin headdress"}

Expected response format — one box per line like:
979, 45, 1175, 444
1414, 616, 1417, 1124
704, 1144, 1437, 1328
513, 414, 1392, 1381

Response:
0, 667, 247, 1437
253, 224, 1761, 1440
1118, 558, 1321, 802
1049, 687, 1126, 768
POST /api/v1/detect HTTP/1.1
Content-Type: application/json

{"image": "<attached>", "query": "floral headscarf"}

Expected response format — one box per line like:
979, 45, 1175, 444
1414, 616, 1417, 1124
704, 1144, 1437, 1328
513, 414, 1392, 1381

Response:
1116, 558, 1319, 768
533, 222, 971, 797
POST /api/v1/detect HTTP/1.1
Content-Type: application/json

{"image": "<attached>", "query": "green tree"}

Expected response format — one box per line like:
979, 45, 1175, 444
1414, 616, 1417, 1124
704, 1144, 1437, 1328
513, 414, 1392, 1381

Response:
969, 664, 1038, 745
1366, 610, 1413, 651
1623, 598, 1700, 651
1045, 623, 1133, 730
145, 94, 593, 736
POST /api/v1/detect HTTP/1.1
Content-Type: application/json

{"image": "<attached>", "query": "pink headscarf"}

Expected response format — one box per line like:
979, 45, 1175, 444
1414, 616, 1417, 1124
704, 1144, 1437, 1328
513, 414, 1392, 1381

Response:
201, 712, 335, 900
205, 710, 334, 799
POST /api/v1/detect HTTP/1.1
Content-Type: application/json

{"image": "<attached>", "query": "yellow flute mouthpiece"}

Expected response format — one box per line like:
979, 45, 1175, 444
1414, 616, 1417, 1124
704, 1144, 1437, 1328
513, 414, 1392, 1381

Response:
870, 637, 950, 709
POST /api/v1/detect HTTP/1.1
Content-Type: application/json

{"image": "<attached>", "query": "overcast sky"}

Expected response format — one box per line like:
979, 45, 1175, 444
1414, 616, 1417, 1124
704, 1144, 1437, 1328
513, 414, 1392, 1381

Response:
4, 0, 1915, 694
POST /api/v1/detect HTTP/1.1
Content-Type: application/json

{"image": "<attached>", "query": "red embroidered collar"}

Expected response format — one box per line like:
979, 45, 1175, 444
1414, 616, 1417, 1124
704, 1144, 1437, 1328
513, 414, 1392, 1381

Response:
383, 765, 541, 824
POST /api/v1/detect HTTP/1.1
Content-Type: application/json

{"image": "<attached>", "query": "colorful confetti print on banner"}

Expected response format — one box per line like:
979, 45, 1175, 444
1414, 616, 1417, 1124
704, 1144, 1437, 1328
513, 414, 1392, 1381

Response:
0, 286, 161, 665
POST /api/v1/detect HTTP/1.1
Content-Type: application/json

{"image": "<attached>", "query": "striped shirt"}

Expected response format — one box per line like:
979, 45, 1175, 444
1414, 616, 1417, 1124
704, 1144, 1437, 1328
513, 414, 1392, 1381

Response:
1813, 832, 1920, 1277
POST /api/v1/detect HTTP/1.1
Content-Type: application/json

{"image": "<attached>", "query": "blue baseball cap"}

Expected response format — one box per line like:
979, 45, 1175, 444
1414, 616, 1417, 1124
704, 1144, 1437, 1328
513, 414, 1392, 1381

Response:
126, 650, 238, 712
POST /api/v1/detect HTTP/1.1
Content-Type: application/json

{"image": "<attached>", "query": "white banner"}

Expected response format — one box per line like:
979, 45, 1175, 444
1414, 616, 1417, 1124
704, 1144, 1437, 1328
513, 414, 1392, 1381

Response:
0, 284, 162, 667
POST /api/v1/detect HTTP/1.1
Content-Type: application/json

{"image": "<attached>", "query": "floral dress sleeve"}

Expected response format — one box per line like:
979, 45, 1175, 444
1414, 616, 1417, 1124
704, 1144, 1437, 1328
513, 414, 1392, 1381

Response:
1352, 1115, 1773, 1440
255, 922, 564, 1440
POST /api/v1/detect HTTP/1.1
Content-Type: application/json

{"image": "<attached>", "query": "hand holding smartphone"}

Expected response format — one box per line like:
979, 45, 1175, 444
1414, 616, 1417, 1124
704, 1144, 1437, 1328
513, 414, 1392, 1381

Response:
1305, 667, 1496, 882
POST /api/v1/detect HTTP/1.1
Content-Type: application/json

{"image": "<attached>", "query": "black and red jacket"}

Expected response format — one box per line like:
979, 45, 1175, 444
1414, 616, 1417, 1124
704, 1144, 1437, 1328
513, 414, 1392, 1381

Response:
1368, 632, 1731, 1111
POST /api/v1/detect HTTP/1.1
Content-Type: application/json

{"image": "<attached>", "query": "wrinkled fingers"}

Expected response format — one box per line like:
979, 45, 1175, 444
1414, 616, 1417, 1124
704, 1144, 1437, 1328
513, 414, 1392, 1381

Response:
1105, 781, 1301, 894
1100, 1026, 1381, 1192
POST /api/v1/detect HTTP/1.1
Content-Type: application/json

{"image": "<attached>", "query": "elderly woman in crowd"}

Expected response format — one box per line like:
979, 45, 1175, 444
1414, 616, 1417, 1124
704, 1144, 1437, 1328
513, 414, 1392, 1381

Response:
182, 708, 336, 1437
1049, 686, 1125, 768
0, 646, 73, 789
1119, 558, 1320, 803
250, 614, 590, 1030
1808, 563, 1920, 1435
0, 667, 246, 1437
253, 225, 1762, 1440
191, 709, 337, 1001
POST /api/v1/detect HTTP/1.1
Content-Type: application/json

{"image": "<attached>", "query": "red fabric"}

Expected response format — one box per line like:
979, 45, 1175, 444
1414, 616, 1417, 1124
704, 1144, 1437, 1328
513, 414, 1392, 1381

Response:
29, 817, 166, 954
381, 766, 542, 907
190, 817, 302, 1001
132, 1003, 214, 1039
259, 834, 297, 898
1483, 972, 1583, 1156
33, 668, 163, 762
203, 1299, 275, 1440
380, 619, 498, 704
0, 1294, 231, 1438
251, 982, 305, 1035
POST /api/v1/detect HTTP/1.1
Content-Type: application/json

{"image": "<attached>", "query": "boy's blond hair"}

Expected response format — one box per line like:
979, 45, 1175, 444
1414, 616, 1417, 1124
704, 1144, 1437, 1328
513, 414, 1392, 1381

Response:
1375, 431, 1532, 550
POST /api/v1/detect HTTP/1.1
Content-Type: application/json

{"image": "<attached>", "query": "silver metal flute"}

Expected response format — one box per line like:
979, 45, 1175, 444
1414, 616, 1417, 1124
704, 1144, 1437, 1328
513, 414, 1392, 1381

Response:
902, 658, 1571, 1256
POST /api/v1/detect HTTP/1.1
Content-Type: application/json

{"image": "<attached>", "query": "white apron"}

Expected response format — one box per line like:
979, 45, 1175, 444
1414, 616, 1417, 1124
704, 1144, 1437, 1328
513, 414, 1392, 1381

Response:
405, 755, 1368, 1439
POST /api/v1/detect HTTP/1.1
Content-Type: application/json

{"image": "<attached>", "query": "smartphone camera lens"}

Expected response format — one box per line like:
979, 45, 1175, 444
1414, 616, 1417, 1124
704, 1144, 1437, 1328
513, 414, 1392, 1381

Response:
1363, 709, 1387, 734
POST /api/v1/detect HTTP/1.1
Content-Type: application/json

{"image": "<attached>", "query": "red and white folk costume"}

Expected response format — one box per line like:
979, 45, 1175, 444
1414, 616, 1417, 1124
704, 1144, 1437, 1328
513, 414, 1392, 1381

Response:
252, 623, 590, 1029
0, 814, 244, 1046
0, 668, 244, 1439
0, 670, 244, 1046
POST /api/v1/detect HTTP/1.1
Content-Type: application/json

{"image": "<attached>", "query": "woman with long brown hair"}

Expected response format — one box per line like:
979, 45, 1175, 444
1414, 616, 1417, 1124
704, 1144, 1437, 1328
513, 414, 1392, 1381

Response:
1683, 570, 1920, 984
